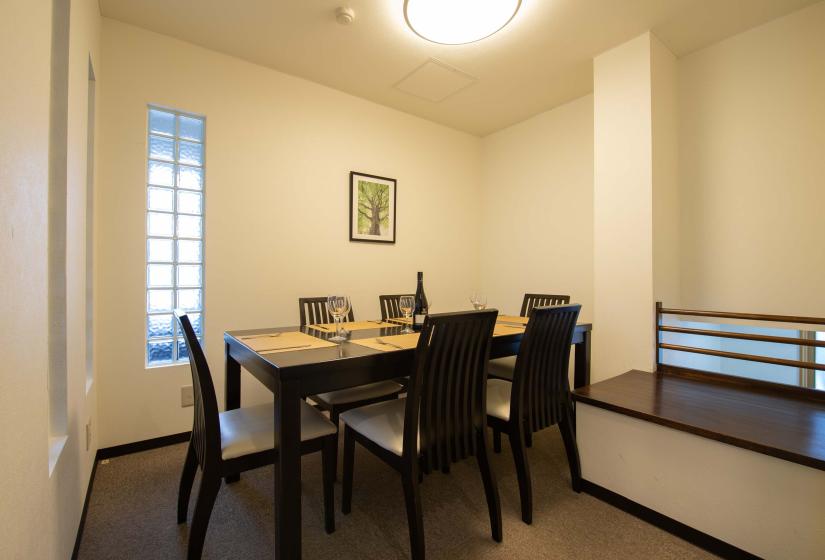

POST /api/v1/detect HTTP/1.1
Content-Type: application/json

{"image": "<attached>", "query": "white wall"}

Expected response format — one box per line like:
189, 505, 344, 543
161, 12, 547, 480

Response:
579, 404, 825, 559
0, 1, 52, 556
96, 19, 483, 447
678, 1, 825, 317
651, 35, 681, 307
479, 95, 594, 322
592, 34, 657, 380
0, 0, 101, 558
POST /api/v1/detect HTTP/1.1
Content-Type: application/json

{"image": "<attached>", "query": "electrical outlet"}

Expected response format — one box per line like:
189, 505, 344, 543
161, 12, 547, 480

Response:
181, 385, 194, 407
85, 420, 92, 452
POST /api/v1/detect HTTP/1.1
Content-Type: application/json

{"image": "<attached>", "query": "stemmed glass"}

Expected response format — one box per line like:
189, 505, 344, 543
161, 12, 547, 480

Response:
326, 295, 351, 342
469, 292, 488, 310
398, 295, 415, 334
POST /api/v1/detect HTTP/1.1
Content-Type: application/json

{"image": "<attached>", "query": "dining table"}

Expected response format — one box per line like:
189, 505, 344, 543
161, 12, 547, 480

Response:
223, 315, 592, 559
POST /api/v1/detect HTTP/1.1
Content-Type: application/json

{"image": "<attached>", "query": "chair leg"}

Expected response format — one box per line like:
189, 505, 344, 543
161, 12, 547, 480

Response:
524, 428, 533, 448
475, 428, 503, 542
401, 469, 426, 560
559, 404, 582, 493
187, 471, 221, 560
177, 439, 198, 523
321, 436, 336, 534
330, 410, 340, 482
493, 427, 502, 454
341, 426, 355, 514
510, 425, 533, 524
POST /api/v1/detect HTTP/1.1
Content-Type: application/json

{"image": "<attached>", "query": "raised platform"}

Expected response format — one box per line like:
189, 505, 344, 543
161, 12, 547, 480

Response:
573, 369, 825, 471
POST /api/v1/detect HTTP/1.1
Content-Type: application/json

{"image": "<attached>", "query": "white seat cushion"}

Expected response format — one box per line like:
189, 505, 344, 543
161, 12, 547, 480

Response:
340, 398, 416, 456
314, 380, 403, 407
489, 356, 516, 381
486, 379, 512, 421
219, 402, 337, 461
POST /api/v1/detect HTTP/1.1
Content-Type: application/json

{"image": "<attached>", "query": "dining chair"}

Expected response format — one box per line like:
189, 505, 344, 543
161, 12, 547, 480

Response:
174, 311, 338, 560
520, 293, 571, 316
486, 304, 582, 525
488, 293, 571, 383
378, 293, 414, 321
298, 297, 404, 477
340, 310, 503, 560
298, 296, 354, 325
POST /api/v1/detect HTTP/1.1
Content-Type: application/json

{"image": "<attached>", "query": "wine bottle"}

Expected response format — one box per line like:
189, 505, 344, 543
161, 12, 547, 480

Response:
412, 271, 429, 331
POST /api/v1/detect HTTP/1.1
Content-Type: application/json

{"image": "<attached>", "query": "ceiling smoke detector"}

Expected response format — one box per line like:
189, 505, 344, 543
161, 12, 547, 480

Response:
336, 7, 355, 25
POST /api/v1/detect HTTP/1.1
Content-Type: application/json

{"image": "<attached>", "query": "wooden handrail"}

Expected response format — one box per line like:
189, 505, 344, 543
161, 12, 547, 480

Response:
658, 326, 825, 348
658, 343, 825, 372
658, 307, 825, 327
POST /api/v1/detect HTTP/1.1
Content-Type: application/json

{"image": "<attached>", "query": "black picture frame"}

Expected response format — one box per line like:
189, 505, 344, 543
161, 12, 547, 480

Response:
349, 171, 397, 244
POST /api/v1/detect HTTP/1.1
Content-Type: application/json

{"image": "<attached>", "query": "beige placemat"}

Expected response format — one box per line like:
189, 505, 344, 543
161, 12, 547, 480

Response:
350, 333, 421, 352
238, 331, 337, 354
386, 317, 412, 325
309, 320, 396, 332
494, 323, 526, 337
497, 315, 529, 325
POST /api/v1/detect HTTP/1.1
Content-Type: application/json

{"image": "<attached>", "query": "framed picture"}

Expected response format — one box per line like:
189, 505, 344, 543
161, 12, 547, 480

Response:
349, 171, 397, 244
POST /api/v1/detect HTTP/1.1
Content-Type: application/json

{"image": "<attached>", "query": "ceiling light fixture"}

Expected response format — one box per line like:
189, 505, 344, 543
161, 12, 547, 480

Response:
404, 0, 521, 45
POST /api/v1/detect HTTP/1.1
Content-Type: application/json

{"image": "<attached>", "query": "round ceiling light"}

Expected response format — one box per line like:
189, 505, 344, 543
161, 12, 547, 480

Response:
404, 0, 521, 45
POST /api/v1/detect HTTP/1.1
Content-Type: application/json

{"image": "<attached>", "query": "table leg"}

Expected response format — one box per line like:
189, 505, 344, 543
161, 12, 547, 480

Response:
225, 344, 241, 483
574, 329, 591, 389
274, 378, 302, 560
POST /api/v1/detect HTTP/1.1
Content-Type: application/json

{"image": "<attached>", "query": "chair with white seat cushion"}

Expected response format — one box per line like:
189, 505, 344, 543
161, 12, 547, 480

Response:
488, 293, 571, 383
341, 310, 502, 560
299, 296, 404, 477
486, 304, 582, 525
174, 311, 338, 560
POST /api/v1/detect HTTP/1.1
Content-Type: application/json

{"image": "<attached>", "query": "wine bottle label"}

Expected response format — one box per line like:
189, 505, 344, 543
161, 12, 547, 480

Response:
414, 314, 426, 324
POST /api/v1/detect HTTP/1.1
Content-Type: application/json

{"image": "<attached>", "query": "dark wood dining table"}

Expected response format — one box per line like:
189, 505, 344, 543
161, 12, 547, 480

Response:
223, 319, 592, 559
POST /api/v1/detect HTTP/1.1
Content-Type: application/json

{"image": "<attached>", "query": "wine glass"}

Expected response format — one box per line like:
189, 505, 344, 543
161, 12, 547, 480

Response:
326, 295, 350, 342
469, 292, 487, 310
398, 295, 415, 334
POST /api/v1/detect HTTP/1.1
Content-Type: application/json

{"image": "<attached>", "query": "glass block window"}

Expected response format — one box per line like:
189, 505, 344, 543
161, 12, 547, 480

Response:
146, 106, 205, 366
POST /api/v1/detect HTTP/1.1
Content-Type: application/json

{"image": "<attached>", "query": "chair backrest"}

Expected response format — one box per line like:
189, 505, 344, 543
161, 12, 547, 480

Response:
511, 304, 581, 434
378, 294, 414, 321
298, 296, 355, 326
175, 310, 221, 468
520, 293, 571, 316
403, 309, 498, 473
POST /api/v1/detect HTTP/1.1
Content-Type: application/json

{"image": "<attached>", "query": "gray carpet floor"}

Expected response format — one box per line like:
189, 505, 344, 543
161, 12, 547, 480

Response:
78, 428, 716, 559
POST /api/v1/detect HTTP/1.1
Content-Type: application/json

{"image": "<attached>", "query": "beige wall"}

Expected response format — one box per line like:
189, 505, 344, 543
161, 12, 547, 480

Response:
678, 1, 825, 316
0, 0, 101, 558
0, 1, 52, 556
592, 34, 657, 380
479, 95, 594, 322
96, 19, 483, 447
651, 35, 681, 306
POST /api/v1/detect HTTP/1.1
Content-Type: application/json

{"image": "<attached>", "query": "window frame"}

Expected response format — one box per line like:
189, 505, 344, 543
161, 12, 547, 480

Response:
144, 105, 206, 368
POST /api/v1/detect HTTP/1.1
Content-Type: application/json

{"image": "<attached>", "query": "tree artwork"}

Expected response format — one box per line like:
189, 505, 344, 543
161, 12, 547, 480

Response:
357, 181, 390, 235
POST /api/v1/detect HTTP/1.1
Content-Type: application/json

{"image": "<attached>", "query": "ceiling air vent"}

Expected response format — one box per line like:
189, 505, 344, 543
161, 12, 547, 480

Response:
393, 58, 477, 103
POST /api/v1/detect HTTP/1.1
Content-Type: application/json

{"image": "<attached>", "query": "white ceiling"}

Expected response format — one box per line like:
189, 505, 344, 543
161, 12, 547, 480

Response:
99, 0, 819, 136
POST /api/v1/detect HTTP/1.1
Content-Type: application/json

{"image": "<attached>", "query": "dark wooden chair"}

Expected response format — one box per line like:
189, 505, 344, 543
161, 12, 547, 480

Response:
340, 310, 503, 560
299, 297, 404, 477
520, 293, 571, 316
174, 311, 338, 559
486, 304, 582, 525
379, 293, 415, 321
489, 293, 571, 382
298, 296, 354, 325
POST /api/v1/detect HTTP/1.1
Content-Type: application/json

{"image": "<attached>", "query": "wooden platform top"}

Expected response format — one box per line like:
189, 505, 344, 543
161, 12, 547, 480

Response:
573, 370, 825, 471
